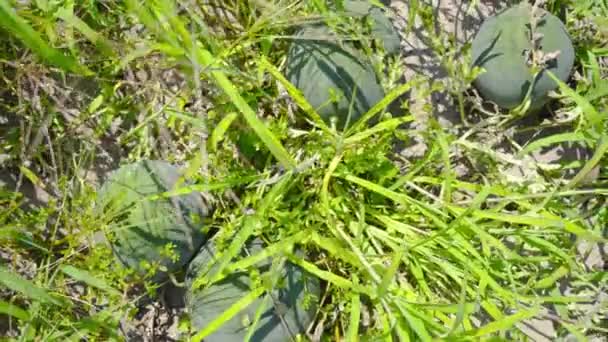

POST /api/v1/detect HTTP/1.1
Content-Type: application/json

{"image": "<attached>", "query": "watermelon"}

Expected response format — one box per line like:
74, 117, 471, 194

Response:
97, 160, 210, 283
341, 0, 401, 55
285, 24, 386, 129
185, 238, 320, 341
471, 3, 575, 110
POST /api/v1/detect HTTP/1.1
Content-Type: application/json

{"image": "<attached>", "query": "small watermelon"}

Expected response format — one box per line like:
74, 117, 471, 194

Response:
286, 24, 386, 129
185, 238, 320, 341
97, 160, 210, 283
471, 3, 575, 110
341, 0, 401, 55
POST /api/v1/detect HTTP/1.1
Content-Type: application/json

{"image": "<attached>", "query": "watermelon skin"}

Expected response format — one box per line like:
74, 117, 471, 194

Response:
97, 160, 210, 283
341, 0, 401, 55
286, 24, 386, 130
185, 239, 320, 341
471, 4, 575, 110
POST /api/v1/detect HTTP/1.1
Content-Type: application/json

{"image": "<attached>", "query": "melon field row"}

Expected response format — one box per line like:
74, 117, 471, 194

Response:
0, 0, 606, 341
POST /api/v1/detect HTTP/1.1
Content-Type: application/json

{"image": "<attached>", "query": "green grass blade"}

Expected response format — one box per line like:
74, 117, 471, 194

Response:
346, 275, 361, 341
55, 7, 116, 58
148, 175, 263, 199
448, 271, 469, 336
377, 248, 403, 298
287, 256, 372, 297
0, 267, 61, 305
191, 286, 266, 342
410, 186, 492, 250
0, 300, 30, 321
533, 265, 569, 289
209, 112, 238, 152
559, 321, 588, 342
546, 70, 603, 131
522, 236, 574, 265
243, 294, 271, 342
321, 154, 343, 210
194, 174, 292, 288
196, 49, 296, 170
214, 230, 310, 283
193, 215, 257, 289
0, 0, 90, 75
465, 306, 541, 338
59, 265, 121, 296
454, 208, 604, 242
127, 0, 295, 169
565, 134, 608, 189
309, 232, 362, 268
258, 56, 332, 134
518, 132, 589, 156
347, 79, 419, 135
344, 116, 414, 145
396, 303, 433, 342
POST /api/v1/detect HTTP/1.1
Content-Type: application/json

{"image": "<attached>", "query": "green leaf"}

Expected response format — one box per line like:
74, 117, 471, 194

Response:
55, 7, 116, 57
258, 56, 332, 135
347, 276, 361, 341
209, 112, 238, 152
344, 116, 414, 145
195, 49, 296, 170
518, 132, 589, 156
60, 265, 121, 296
546, 71, 603, 132
565, 134, 608, 190
0, 300, 30, 321
0, 0, 90, 75
466, 307, 541, 337
0, 267, 61, 305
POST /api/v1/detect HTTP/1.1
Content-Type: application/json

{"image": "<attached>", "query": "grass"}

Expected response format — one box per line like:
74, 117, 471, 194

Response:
0, 0, 607, 340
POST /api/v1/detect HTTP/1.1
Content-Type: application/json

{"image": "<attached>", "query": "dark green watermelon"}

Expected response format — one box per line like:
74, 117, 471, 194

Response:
185, 239, 320, 341
341, 0, 401, 55
97, 160, 210, 283
471, 3, 575, 110
286, 24, 386, 129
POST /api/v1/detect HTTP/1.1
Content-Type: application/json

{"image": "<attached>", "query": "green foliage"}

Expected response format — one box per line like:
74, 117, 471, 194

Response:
0, 0, 90, 75
471, 3, 575, 110
97, 160, 211, 283
285, 24, 386, 129
185, 238, 320, 341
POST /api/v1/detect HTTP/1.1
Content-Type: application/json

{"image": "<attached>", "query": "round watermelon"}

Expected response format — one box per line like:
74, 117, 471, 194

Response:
471, 3, 575, 110
285, 24, 386, 129
341, 0, 401, 55
97, 160, 210, 283
185, 238, 320, 341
